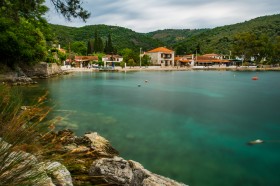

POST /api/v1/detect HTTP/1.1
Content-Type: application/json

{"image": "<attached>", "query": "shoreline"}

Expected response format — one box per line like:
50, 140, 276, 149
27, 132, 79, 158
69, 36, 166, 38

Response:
62, 66, 280, 72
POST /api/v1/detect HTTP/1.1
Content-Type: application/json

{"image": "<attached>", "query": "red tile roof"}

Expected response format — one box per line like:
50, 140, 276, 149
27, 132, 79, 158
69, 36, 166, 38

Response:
75, 56, 98, 61
196, 56, 230, 63
202, 53, 220, 57
147, 47, 174, 53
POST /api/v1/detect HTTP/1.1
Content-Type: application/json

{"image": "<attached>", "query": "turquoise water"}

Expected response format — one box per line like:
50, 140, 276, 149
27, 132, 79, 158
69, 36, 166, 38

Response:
22, 71, 280, 185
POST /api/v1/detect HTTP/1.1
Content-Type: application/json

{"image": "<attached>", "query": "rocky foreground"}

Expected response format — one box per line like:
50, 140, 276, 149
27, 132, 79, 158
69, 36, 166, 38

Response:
29, 130, 188, 185
1, 129, 187, 185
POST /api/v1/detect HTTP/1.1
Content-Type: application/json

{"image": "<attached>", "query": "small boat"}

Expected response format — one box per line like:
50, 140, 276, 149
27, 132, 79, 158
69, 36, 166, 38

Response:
247, 139, 264, 145
252, 76, 258, 80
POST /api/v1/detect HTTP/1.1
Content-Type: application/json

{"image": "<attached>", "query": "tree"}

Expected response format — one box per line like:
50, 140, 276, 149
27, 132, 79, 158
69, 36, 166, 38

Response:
120, 61, 125, 69
107, 33, 114, 54
0, 17, 47, 67
119, 48, 138, 64
232, 32, 271, 64
0, 0, 90, 67
50, 0, 90, 21
87, 40, 93, 55
93, 31, 103, 53
127, 59, 135, 68
141, 55, 151, 66
71, 41, 87, 55
267, 36, 280, 64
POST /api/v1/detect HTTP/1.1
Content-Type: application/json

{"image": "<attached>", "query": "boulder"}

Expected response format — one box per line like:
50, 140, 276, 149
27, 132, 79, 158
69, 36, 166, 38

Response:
44, 162, 73, 186
84, 132, 118, 156
0, 138, 73, 186
89, 156, 187, 186
0, 139, 55, 186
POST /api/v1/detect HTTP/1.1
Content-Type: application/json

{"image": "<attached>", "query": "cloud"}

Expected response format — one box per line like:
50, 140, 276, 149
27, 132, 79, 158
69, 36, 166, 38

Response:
44, 0, 280, 33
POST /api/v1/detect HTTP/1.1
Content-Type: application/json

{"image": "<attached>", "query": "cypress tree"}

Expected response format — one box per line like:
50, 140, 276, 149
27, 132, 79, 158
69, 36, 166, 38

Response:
87, 40, 93, 55
104, 40, 108, 54
97, 37, 104, 52
93, 31, 98, 53
107, 33, 114, 54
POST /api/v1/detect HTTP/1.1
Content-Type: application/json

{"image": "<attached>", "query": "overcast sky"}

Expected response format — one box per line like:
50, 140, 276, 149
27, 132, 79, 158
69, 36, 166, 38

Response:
44, 0, 279, 33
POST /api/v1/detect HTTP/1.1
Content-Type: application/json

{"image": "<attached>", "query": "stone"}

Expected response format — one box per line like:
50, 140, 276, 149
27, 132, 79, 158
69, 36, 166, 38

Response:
89, 156, 187, 186
83, 132, 118, 156
0, 139, 55, 186
44, 162, 73, 186
89, 156, 133, 185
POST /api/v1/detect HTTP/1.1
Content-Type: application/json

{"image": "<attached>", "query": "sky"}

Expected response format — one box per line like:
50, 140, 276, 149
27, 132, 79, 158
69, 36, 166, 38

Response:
44, 0, 279, 33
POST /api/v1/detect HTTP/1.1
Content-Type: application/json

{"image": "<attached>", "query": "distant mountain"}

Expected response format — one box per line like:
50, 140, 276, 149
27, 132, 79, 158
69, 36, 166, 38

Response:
50, 14, 280, 54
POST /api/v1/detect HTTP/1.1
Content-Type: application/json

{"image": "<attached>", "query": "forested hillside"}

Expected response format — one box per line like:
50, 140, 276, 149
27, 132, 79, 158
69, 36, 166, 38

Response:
146, 28, 209, 46
172, 14, 280, 55
51, 14, 280, 58
50, 24, 163, 53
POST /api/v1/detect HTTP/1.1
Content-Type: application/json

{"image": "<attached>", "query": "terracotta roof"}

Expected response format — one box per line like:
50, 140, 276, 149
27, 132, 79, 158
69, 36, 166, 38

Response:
196, 56, 230, 63
202, 53, 220, 57
75, 56, 98, 61
147, 47, 174, 53
179, 59, 192, 63
174, 57, 182, 61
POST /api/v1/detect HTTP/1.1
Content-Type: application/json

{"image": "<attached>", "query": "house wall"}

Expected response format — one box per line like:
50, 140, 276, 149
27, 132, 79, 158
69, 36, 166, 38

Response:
147, 52, 175, 66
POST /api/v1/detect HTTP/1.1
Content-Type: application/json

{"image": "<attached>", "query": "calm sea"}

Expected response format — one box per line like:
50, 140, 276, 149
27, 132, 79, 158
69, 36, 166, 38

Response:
21, 71, 280, 186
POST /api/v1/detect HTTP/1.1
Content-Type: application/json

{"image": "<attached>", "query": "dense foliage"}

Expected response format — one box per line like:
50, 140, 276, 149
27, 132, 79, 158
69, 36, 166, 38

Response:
50, 14, 280, 65
173, 14, 280, 59
50, 0, 90, 21
0, 0, 90, 68
50, 24, 164, 53
146, 28, 209, 46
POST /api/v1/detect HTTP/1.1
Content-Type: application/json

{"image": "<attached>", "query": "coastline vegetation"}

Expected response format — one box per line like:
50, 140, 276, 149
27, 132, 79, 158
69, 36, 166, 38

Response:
0, 84, 52, 185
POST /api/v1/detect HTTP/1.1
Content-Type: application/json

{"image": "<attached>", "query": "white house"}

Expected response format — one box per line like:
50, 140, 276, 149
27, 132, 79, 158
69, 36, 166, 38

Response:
145, 47, 175, 67
102, 55, 123, 67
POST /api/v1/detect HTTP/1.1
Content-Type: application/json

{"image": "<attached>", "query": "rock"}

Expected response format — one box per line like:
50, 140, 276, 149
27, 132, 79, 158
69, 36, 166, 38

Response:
0, 139, 55, 186
44, 162, 73, 186
89, 156, 133, 185
0, 139, 73, 186
89, 156, 187, 186
83, 132, 118, 156
57, 129, 76, 145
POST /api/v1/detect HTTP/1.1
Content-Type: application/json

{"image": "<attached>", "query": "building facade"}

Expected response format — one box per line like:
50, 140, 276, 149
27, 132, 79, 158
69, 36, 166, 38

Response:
146, 47, 175, 67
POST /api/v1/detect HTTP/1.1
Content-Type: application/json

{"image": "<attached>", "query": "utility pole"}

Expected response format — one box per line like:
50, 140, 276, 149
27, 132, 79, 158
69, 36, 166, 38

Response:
140, 47, 142, 68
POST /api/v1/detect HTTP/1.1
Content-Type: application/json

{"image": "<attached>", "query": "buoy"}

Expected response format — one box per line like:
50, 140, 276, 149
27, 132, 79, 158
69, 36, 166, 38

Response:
252, 76, 258, 80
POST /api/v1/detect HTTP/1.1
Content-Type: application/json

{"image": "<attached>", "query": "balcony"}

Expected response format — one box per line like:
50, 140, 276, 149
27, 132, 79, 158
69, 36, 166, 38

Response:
161, 53, 172, 59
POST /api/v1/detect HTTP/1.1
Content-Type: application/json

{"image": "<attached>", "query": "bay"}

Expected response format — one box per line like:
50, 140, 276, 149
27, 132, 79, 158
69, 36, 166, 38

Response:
21, 70, 280, 185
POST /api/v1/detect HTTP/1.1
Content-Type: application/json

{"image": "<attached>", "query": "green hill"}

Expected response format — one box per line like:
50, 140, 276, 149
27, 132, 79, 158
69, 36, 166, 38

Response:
145, 28, 209, 47
172, 14, 280, 55
50, 24, 164, 53
50, 14, 280, 55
